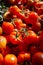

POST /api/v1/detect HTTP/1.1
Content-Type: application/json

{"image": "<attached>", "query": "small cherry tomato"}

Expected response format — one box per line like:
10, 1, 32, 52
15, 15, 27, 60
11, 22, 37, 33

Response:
2, 22, 14, 34
4, 54, 17, 65
32, 52, 43, 65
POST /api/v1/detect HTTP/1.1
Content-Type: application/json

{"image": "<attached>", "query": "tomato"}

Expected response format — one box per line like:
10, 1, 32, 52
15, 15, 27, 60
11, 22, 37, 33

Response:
34, 1, 43, 15
0, 54, 3, 65
29, 12, 38, 24
32, 52, 43, 65
0, 26, 3, 35
32, 22, 41, 32
12, 18, 26, 30
0, 36, 7, 49
23, 30, 37, 45
2, 22, 14, 34
18, 53, 31, 63
10, 31, 22, 45
9, 5, 21, 15
4, 54, 17, 65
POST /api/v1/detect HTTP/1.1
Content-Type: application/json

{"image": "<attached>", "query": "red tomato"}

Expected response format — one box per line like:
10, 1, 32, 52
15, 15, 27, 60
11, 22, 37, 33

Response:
12, 18, 26, 30
18, 53, 31, 63
29, 12, 38, 24
9, 5, 21, 15
0, 54, 3, 65
2, 22, 14, 34
32, 52, 43, 65
23, 30, 37, 45
34, 1, 43, 15
10, 31, 22, 45
4, 54, 17, 65
32, 22, 41, 32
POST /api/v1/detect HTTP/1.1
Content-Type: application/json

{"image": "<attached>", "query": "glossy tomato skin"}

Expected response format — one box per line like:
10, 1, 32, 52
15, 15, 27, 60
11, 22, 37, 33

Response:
2, 22, 14, 34
32, 52, 43, 65
18, 53, 31, 63
4, 54, 17, 65
23, 30, 37, 45
10, 31, 22, 45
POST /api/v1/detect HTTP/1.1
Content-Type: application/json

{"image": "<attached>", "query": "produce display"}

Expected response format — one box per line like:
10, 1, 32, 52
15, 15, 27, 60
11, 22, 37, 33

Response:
0, 0, 43, 65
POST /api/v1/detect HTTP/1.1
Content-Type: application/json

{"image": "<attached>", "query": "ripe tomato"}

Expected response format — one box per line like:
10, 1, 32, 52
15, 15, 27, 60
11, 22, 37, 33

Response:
29, 12, 38, 24
23, 30, 37, 45
32, 52, 43, 65
18, 53, 31, 63
0, 53, 3, 65
4, 54, 17, 65
0, 26, 3, 35
9, 5, 21, 15
32, 22, 41, 32
12, 18, 26, 30
10, 31, 22, 45
2, 22, 14, 34
0, 36, 7, 49
34, 1, 43, 15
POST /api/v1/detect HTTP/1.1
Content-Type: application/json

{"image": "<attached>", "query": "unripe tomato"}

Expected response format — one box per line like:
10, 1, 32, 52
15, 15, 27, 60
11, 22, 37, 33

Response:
4, 54, 17, 65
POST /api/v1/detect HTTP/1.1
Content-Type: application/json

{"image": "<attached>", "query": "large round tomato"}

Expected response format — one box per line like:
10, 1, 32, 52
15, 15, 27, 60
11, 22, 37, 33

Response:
32, 52, 43, 65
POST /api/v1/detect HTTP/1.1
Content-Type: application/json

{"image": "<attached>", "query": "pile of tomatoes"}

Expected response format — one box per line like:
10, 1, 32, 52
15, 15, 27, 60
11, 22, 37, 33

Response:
0, 0, 43, 65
